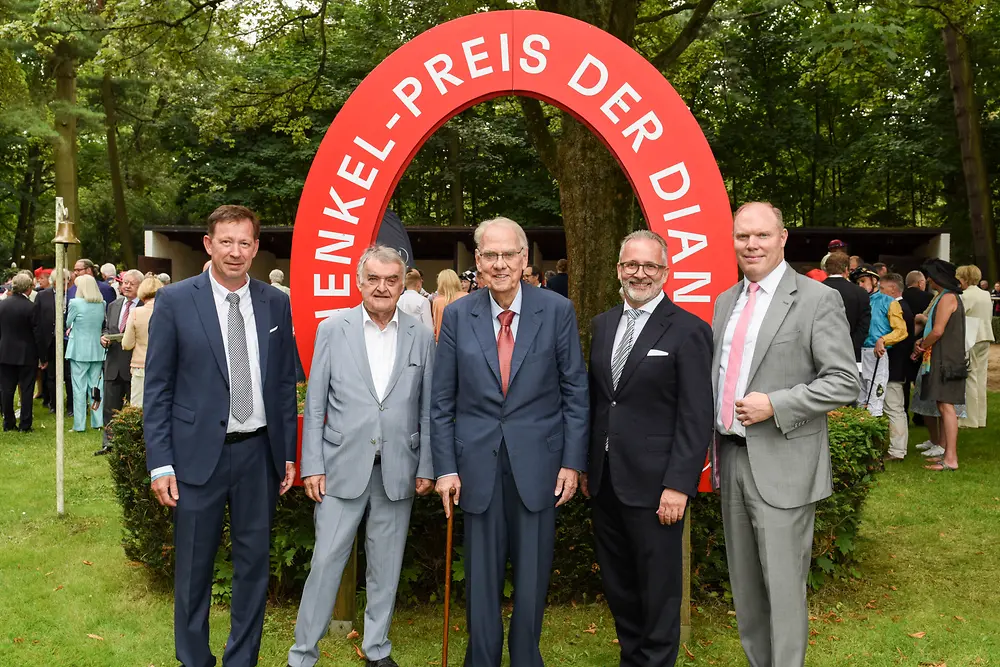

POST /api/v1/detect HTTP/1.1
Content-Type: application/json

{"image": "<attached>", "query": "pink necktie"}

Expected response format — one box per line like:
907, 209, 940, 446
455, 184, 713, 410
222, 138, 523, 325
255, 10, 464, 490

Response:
120, 300, 133, 331
497, 310, 515, 395
721, 282, 759, 430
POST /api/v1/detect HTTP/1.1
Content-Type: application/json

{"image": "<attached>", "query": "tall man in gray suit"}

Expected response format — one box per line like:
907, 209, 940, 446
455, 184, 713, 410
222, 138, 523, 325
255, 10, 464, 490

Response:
432, 217, 589, 667
712, 202, 859, 667
289, 245, 435, 667
95, 269, 142, 456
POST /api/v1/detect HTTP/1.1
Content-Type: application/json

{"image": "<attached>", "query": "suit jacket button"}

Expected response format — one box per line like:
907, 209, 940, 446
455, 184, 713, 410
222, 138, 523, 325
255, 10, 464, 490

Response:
493, 450, 497, 457
371, 439, 377, 445
611, 401, 616, 407
379, 405, 385, 411
219, 420, 226, 427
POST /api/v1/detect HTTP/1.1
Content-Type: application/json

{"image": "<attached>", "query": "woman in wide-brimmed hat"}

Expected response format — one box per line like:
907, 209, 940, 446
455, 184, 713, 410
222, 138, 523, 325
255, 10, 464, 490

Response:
911, 258, 966, 471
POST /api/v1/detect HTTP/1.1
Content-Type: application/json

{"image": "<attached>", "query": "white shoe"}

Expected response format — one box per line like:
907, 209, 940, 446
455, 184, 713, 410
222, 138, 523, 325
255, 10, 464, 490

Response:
922, 445, 945, 457
915, 440, 934, 451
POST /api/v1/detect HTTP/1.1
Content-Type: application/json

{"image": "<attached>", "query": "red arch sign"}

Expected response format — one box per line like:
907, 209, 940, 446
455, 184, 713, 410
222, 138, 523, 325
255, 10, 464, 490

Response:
291, 9, 736, 369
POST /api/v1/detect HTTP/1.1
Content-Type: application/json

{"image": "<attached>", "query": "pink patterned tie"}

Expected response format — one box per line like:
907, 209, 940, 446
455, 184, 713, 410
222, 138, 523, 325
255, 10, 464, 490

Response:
721, 282, 760, 430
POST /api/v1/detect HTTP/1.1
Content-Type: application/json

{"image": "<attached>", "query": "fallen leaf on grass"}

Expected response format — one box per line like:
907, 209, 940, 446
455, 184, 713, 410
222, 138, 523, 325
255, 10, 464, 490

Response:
87, 634, 104, 641
909, 631, 926, 639
53, 585, 63, 591
82, 560, 93, 566
346, 629, 359, 640
353, 644, 365, 660
954, 616, 965, 622
13, 638, 23, 644
612, 639, 619, 644
918, 662, 946, 667
584, 623, 597, 635
809, 640, 816, 646
321, 651, 333, 658
683, 643, 695, 659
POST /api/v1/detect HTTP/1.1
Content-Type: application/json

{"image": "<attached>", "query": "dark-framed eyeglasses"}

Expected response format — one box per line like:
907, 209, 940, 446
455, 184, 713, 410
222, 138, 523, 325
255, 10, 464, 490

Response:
618, 261, 666, 276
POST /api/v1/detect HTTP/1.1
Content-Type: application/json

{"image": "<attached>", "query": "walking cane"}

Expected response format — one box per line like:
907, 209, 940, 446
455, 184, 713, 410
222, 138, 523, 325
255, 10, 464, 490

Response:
864, 353, 882, 408
443, 488, 456, 666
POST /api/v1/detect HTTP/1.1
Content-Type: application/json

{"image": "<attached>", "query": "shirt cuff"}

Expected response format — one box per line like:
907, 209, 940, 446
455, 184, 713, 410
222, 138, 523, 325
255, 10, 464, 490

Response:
436, 472, 458, 480
150, 465, 175, 481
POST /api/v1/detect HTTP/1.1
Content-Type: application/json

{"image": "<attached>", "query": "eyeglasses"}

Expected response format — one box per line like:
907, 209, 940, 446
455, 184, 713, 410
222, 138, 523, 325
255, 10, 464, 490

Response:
618, 261, 666, 276
478, 249, 523, 264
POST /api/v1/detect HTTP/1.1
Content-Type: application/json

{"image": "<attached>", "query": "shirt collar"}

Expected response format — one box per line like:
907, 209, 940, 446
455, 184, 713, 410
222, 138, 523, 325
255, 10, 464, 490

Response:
625, 290, 664, 317
745, 261, 786, 295
362, 305, 399, 331
208, 268, 250, 303
489, 284, 523, 321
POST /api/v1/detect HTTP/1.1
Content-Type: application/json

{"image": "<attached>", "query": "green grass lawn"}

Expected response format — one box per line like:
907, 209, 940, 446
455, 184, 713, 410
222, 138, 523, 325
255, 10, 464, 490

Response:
1, 395, 999, 666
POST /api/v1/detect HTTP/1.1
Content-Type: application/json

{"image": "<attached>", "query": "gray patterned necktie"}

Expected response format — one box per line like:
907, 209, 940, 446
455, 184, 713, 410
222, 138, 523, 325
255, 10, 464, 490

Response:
226, 292, 253, 423
611, 309, 640, 390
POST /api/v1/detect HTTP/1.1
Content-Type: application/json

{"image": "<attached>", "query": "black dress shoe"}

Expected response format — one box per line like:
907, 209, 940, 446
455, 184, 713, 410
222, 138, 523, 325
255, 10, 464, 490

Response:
367, 657, 400, 667
93, 446, 112, 456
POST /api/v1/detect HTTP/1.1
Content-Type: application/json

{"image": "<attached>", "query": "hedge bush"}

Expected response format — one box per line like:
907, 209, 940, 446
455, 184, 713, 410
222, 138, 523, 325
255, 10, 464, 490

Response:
108, 405, 886, 604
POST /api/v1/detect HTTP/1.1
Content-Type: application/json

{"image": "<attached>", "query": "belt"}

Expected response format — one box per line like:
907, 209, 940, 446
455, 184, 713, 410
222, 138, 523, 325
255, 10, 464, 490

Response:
722, 434, 747, 448
224, 426, 267, 444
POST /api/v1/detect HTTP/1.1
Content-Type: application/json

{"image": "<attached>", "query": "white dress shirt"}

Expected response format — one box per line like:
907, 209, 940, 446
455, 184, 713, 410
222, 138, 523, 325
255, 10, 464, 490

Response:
489, 285, 523, 342
209, 271, 266, 433
397, 289, 433, 330
361, 306, 399, 404
611, 291, 664, 362
119, 297, 139, 331
715, 262, 787, 435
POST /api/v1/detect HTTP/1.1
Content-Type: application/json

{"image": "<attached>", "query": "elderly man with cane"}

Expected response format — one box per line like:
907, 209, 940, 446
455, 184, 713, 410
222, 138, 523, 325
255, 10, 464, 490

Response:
289, 245, 436, 667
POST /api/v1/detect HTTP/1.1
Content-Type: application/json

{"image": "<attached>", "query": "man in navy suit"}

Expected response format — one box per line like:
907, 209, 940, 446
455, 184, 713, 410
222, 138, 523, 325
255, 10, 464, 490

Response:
144, 205, 298, 667
431, 217, 589, 667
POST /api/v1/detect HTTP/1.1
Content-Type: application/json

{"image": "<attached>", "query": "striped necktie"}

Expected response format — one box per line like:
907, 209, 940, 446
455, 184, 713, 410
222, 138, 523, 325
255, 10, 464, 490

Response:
611, 309, 640, 390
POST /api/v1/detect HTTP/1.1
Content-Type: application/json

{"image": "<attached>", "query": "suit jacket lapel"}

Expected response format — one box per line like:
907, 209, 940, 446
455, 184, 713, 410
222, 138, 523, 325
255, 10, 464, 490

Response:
344, 306, 379, 402
747, 266, 797, 385
383, 317, 415, 400
108, 298, 122, 333
470, 292, 503, 391
508, 287, 542, 387
616, 297, 674, 394
599, 305, 622, 399
251, 279, 270, 388
192, 272, 229, 386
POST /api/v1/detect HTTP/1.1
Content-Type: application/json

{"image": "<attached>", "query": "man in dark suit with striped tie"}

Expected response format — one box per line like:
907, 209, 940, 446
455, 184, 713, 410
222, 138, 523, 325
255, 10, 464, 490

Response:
583, 230, 714, 666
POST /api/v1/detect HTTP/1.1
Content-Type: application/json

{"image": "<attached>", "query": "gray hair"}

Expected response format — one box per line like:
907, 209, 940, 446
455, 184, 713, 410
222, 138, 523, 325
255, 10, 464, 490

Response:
11, 273, 32, 294
619, 229, 669, 266
474, 217, 528, 251
734, 201, 784, 229
356, 245, 406, 285
100, 263, 116, 279
269, 268, 285, 284
905, 270, 924, 287
156, 272, 171, 284
123, 269, 144, 283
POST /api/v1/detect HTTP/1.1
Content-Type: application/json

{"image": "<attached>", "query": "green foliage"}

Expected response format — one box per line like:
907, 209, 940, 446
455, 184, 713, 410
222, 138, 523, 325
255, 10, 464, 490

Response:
108, 405, 887, 606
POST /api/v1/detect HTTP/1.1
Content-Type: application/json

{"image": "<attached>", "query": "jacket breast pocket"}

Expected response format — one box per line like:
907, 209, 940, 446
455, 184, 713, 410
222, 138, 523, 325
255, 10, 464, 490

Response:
171, 403, 195, 424
785, 419, 824, 440
323, 424, 343, 446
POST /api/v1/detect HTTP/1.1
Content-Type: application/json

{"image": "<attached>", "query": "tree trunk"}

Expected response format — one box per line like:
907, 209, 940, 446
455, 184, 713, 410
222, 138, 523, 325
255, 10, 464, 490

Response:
13, 145, 37, 268
52, 40, 79, 263
942, 25, 997, 280
556, 119, 633, 350
101, 71, 136, 267
448, 128, 464, 227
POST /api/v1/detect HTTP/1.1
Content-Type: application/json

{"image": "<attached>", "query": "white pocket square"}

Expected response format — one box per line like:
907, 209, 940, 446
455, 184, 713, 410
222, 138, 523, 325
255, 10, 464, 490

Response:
647, 349, 669, 357
269, 326, 279, 333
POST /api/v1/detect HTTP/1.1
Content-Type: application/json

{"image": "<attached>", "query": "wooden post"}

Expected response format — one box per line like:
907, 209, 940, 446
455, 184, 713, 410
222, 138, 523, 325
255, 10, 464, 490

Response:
329, 537, 358, 635
680, 505, 691, 643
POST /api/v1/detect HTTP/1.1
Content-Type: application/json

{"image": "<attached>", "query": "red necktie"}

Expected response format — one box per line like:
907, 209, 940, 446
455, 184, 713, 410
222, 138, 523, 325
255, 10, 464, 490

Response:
497, 310, 515, 395
120, 299, 133, 332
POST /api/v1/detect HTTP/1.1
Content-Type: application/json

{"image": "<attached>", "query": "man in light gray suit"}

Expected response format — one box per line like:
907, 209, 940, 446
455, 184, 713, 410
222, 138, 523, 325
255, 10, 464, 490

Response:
288, 245, 435, 667
711, 202, 859, 667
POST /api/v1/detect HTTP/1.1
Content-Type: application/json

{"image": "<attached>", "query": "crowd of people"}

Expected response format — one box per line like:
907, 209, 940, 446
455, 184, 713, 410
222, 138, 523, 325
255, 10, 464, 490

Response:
0, 259, 166, 451
3, 200, 990, 667
796, 239, 992, 473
